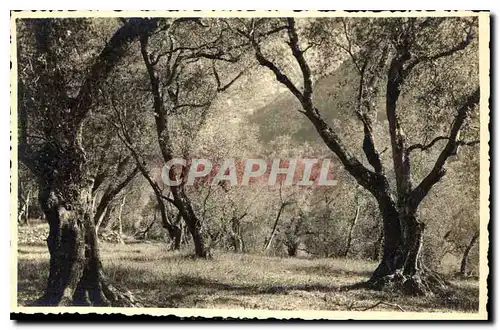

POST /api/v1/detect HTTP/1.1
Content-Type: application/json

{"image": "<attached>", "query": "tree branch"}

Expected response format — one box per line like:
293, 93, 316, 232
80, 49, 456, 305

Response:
286, 18, 313, 109
250, 41, 304, 104
404, 19, 476, 76
246, 18, 389, 198
407, 136, 449, 153
73, 18, 160, 127
407, 137, 480, 153
408, 88, 480, 211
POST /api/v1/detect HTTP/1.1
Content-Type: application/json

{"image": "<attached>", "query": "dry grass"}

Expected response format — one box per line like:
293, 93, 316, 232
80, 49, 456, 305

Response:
17, 241, 479, 312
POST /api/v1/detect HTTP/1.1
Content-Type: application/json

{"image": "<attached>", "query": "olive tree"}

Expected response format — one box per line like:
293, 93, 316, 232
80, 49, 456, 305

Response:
237, 16, 480, 295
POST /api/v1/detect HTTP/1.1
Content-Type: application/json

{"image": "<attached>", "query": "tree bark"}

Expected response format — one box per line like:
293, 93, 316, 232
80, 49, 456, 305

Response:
36, 173, 135, 306
249, 17, 477, 296
373, 230, 384, 261
369, 195, 402, 279
179, 196, 210, 258
460, 230, 479, 276
227, 212, 246, 253
264, 202, 288, 252
344, 203, 360, 258
92, 166, 139, 225
116, 194, 126, 244
18, 189, 31, 226
286, 243, 299, 257
138, 32, 211, 258
94, 205, 109, 234
172, 225, 182, 250
18, 18, 158, 306
165, 213, 182, 251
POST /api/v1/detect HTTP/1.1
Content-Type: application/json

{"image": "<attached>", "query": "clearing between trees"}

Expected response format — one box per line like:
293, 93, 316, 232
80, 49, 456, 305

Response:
17, 225, 478, 312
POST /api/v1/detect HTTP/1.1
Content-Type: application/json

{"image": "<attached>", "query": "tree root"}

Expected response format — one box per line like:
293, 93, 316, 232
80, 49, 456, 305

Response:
342, 268, 450, 297
29, 274, 141, 307
98, 273, 141, 307
355, 300, 406, 312
365, 269, 449, 296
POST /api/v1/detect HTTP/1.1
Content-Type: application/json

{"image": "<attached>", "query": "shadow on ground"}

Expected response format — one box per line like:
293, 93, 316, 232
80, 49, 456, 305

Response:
16, 251, 479, 312
293, 264, 373, 279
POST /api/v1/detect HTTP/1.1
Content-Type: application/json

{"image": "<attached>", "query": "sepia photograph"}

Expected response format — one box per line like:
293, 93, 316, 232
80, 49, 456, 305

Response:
10, 10, 490, 320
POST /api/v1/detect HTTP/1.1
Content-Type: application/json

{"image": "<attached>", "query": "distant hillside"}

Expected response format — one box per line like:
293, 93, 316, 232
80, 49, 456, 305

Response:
249, 61, 385, 147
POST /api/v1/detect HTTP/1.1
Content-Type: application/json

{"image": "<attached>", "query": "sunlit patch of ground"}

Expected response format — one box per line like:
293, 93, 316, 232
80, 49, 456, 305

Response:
16, 241, 479, 312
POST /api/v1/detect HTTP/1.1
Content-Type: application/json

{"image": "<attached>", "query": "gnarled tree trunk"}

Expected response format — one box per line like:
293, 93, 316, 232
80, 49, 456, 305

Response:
34, 147, 136, 307
250, 17, 479, 297
18, 18, 159, 306
367, 206, 447, 296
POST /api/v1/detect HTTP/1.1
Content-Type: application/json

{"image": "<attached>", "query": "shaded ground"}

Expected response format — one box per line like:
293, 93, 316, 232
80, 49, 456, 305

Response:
17, 240, 479, 312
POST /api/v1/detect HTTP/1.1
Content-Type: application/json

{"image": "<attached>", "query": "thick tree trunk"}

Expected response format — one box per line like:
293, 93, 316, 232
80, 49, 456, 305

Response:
36, 183, 136, 306
188, 218, 210, 258
401, 214, 425, 276
460, 230, 479, 276
251, 18, 477, 298
367, 203, 447, 296
370, 196, 402, 278
19, 18, 159, 307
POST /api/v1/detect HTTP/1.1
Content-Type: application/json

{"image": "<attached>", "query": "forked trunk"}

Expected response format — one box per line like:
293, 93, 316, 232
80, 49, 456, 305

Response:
153, 196, 182, 251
